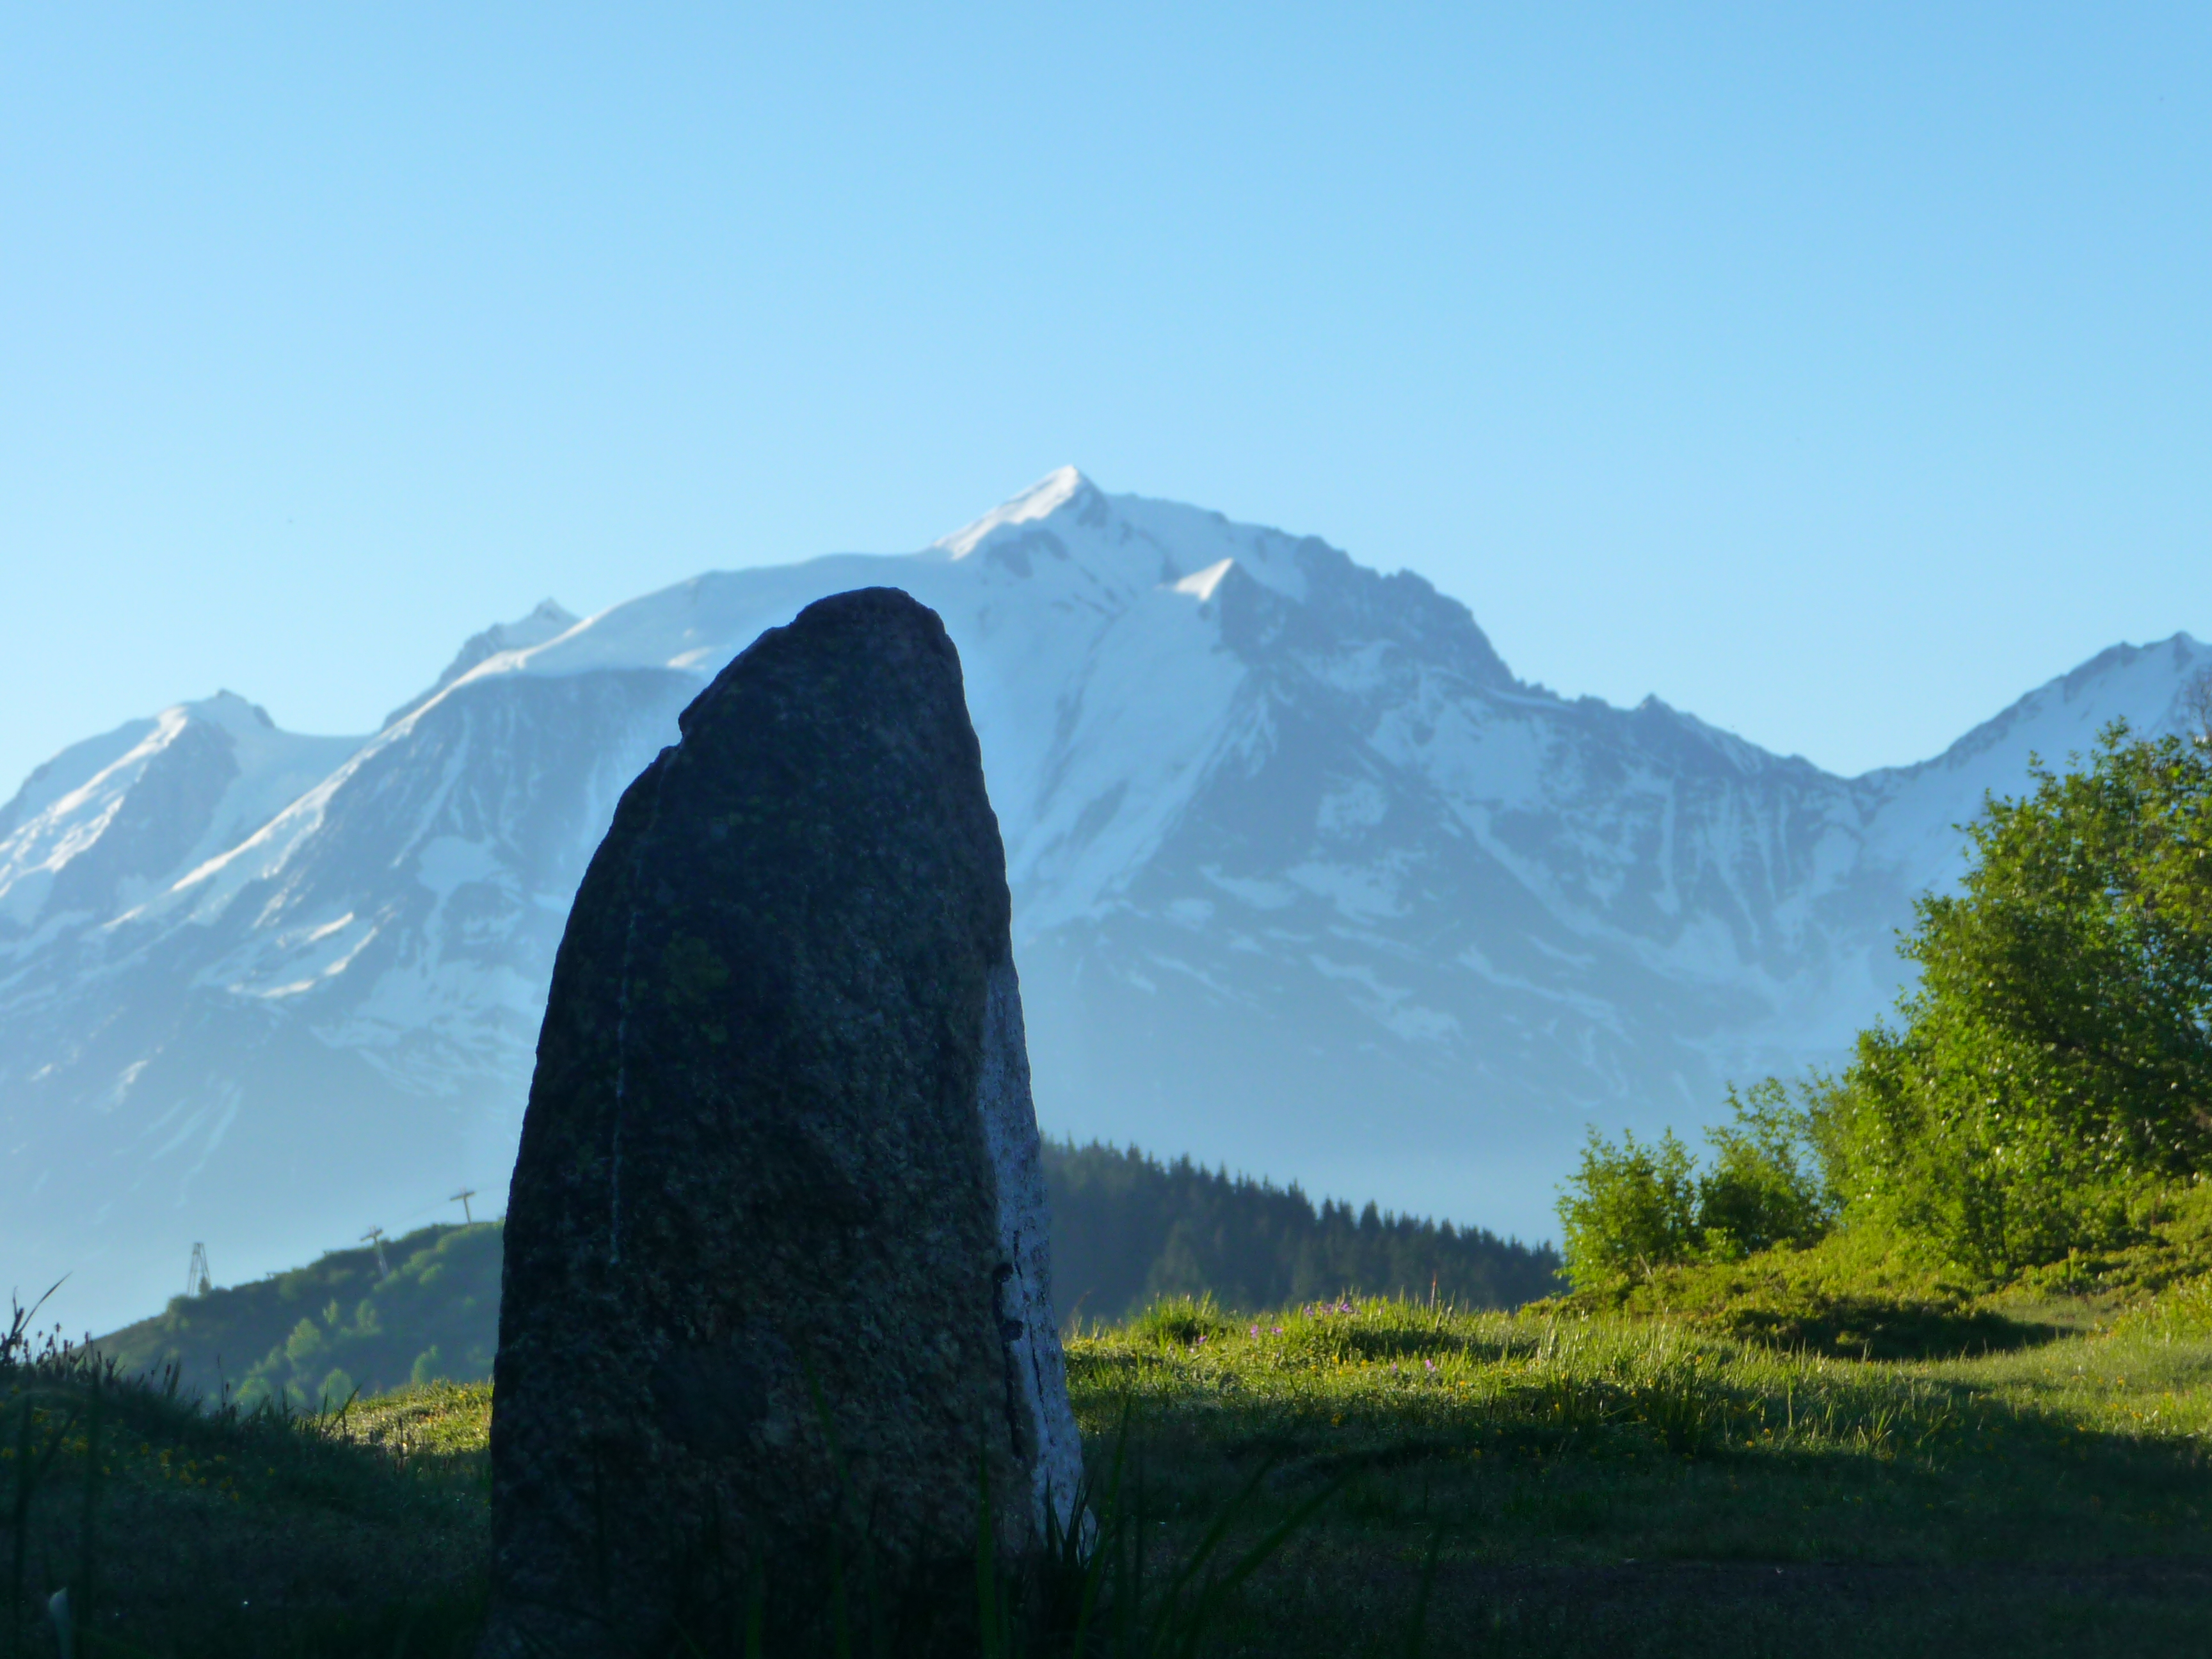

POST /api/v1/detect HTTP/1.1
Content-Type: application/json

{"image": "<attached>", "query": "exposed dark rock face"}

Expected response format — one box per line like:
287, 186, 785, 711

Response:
479, 588, 1080, 1658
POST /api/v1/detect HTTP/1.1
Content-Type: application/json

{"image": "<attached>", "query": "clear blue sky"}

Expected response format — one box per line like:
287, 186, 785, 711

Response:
4, 4, 2206, 792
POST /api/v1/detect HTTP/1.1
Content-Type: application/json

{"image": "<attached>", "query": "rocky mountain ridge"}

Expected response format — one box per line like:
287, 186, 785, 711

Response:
4, 467, 2204, 1331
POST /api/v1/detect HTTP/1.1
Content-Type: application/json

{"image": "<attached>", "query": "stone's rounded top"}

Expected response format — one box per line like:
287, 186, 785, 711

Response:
676, 586, 963, 742
783, 584, 946, 634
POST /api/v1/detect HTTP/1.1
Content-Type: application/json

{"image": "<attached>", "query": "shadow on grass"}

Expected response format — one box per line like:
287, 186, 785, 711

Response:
1109, 1387, 2212, 1658
1710, 1297, 2065, 1360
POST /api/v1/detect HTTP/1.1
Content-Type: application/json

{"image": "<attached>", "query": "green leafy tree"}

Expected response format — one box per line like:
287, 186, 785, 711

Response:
284, 1317, 325, 1368
1819, 723, 2212, 1274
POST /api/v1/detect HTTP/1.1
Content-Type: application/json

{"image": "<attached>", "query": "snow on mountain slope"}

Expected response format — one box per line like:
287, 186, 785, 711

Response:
0, 694, 364, 940
0, 670, 692, 1328
2, 469, 2206, 1334
456, 469, 1510, 931
381, 600, 580, 727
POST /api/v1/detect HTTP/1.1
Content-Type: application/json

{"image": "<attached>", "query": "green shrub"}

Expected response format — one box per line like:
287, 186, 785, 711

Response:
1559, 1081, 1832, 1290
2111, 1270, 2212, 1342
1558, 1128, 1699, 1287
1699, 1078, 1833, 1258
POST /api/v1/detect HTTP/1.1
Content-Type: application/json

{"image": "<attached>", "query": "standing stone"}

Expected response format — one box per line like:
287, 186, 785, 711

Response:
480, 588, 1082, 1658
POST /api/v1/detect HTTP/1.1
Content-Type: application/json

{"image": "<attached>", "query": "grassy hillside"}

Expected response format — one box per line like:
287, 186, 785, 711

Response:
18, 1267, 2212, 1656
97, 1222, 502, 1405
96, 1143, 1560, 1401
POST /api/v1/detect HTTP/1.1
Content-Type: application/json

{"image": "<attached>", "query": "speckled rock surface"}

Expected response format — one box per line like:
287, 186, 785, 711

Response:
479, 588, 1080, 1658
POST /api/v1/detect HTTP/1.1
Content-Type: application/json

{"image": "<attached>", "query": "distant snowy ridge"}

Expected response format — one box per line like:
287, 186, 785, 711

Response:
1, 467, 2205, 1334
381, 599, 579, 728
0, 693, 363, 936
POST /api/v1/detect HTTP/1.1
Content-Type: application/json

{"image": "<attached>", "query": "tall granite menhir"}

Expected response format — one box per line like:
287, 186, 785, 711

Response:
481, 589, 1082, 1656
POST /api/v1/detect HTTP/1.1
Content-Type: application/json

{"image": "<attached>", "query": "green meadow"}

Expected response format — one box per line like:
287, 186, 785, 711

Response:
10, 1260, 2212, 1656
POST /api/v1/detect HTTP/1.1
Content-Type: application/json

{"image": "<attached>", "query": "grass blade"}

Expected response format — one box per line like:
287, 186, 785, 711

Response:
976, 1443, 1002, 1659
1172, 1471, 1349, 1658
1401, 1530, 1441, 1659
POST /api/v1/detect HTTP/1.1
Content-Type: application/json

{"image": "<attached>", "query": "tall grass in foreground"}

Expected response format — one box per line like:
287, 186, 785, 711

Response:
4, 1285, 1342, 1658
3, 1290, 488, 1658
12, 1286, 2212, 1655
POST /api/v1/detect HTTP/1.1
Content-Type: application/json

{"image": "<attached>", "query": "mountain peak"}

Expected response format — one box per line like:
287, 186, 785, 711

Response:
520, 598, 577, 630
934, 466, 1100, 559
385, 600, 582, 728
190, 690, 278, 733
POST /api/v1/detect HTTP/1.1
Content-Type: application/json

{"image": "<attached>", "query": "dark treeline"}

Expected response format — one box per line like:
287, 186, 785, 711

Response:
95, 1142, 1559, 1400
1045, 1141, 1561, 1324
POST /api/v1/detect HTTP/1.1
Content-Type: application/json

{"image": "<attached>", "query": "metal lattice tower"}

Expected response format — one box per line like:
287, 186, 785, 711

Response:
360, 1226, 390, 1278
185, 1242, 211, 1299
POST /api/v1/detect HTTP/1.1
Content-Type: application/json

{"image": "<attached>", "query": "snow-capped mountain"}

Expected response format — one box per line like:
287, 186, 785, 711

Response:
4, 468, 2206, 1333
